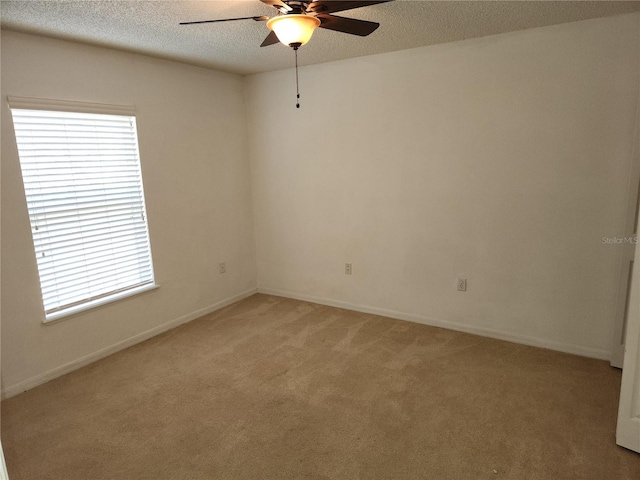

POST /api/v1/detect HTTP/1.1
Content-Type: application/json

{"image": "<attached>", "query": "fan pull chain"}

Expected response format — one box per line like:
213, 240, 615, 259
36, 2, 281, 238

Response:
294, 46, 300, 108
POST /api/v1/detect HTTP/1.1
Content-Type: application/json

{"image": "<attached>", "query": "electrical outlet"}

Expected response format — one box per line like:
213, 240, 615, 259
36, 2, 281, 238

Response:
457, 277, 467, 291
219, 262, 226, 274
345, 263, 352, 275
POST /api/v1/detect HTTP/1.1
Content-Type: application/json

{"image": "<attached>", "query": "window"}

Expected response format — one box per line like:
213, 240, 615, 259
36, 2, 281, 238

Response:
9, 97, 155, 322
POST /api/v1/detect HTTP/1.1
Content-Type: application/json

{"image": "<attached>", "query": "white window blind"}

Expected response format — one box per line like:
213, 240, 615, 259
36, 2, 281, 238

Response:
10, 102, 155, 321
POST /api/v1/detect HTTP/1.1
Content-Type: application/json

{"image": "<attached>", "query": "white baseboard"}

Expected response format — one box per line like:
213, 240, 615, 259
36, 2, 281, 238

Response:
1, 288, 257, 399
258, 287, 611, 361
3, 286, 610, 399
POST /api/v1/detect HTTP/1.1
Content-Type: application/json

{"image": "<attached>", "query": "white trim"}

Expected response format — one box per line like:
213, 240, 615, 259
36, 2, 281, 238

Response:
3, 285, 609, 400
258, 287, 611, 361
7, 95, 135, 116
44, 283, 160, 324
0, 442, 8, 480
611, 45, 640, 368
616, 115, 640, 451
1, 288, 257, 399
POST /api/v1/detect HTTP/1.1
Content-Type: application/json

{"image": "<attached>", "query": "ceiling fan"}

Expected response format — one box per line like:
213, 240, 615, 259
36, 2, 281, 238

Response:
181, 1, 393, 107
180, 0, 392, 49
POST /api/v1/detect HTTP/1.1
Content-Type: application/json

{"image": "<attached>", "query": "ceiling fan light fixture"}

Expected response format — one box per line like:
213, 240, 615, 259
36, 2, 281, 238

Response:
266, 14, 321, 47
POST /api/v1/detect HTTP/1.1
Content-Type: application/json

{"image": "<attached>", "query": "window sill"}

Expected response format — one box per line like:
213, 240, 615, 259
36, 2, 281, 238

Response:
42, 283, 160, 325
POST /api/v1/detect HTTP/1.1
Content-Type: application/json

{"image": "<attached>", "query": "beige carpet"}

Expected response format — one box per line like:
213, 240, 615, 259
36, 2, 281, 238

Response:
2, 294, 638, 479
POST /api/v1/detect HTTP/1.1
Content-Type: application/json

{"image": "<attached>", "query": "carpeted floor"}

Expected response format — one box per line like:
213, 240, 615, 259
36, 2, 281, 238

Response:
2, 294, 638, 479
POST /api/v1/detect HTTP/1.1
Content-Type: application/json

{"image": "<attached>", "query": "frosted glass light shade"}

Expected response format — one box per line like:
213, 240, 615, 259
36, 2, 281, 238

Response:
266, 14, 321, 47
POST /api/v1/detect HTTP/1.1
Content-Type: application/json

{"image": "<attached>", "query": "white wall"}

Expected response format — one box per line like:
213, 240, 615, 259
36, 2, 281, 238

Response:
2, 13, 639, 397
1, 31, 257, 396
246, 13, 640, 359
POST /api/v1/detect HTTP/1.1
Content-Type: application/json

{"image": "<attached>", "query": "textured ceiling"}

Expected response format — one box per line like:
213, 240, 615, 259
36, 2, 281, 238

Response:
2, 1, 639, 76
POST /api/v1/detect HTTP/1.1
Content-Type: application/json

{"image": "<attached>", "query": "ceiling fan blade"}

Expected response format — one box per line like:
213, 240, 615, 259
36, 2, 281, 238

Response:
180, 16, 268, 25
260, 30, 280, 47
307, 0, 392, 15
259, 0, 293, 12
317, 14, 380, 36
